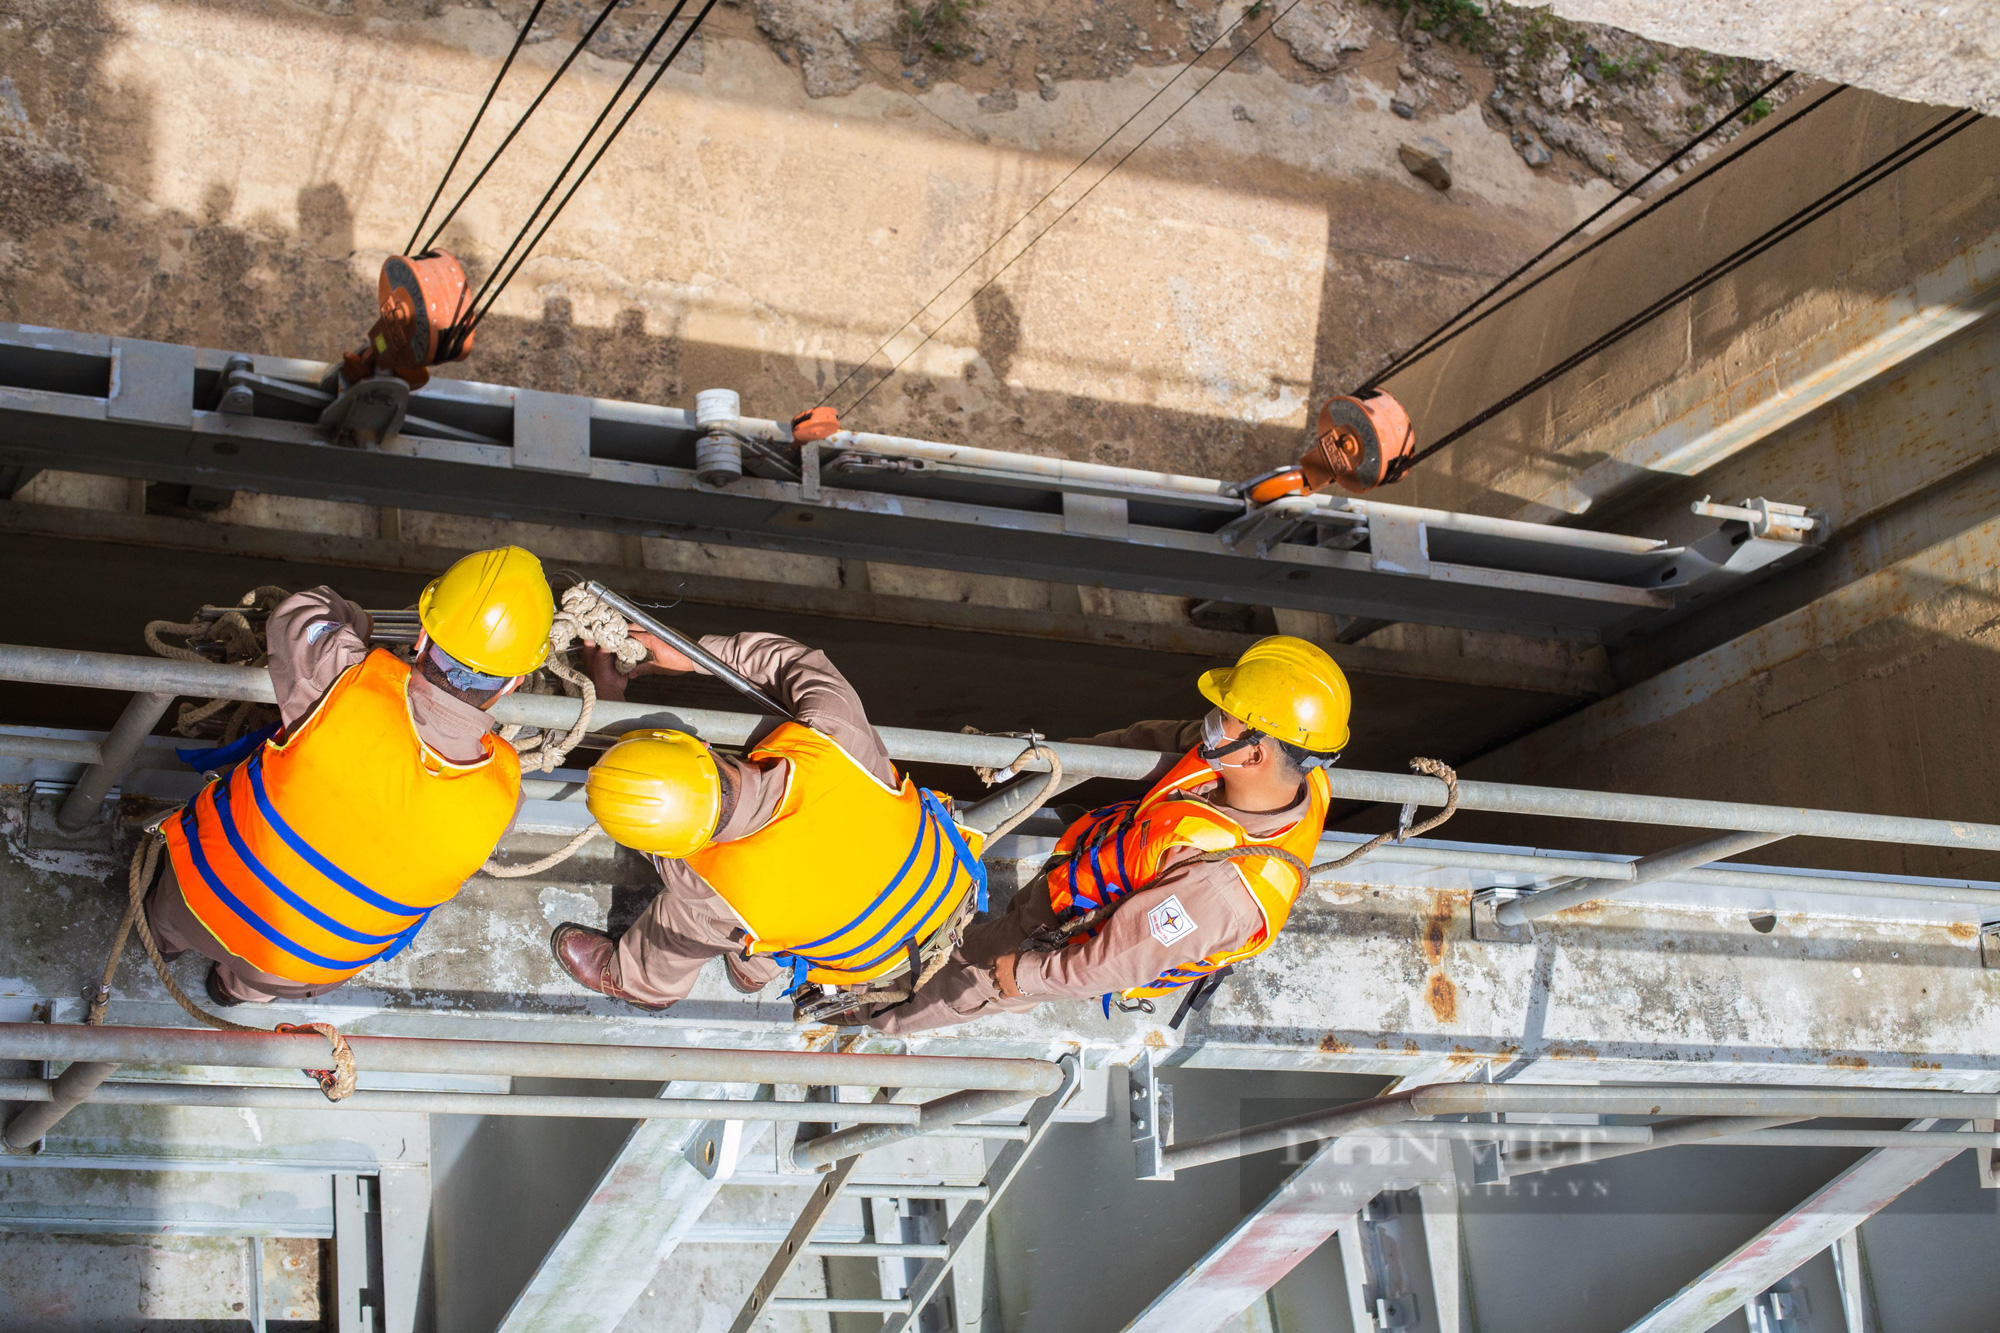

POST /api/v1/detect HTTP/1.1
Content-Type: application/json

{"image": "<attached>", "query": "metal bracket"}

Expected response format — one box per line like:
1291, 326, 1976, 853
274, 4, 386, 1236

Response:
25, 782, 117, 853
684, 1118, 746, 1181
320, 370, 410, 449
1980, 921, 2000, 969
1129, 1049, 1174, 1182
1470, 888, 1533, 944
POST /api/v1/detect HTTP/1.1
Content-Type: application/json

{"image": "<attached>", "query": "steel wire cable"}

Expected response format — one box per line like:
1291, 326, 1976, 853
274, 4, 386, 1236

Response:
1359, 70, 1802, 391
404, 0, 553, 254
468, 0, 721, 331
827, 0, 1310, 416
417, 0, 631, 257
1399, 109, 1981, 476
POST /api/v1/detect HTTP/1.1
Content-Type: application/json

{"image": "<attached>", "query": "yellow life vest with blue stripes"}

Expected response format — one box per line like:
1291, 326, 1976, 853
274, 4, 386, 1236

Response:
163, 649, 520, 985
686, 722, 987, 991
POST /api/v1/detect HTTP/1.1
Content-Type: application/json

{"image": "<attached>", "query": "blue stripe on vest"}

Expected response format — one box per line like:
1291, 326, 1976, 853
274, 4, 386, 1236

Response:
212, 775, 410, 947
180, 803, 369, 974
926, 790, 989, 912
796, 815, 945, 968
245, 757, 424, 916
771, 793, 984, 991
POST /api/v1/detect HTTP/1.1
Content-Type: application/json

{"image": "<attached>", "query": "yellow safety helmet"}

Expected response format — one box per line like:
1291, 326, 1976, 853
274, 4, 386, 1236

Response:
1198, 635, 1352, 755
416, 546, 555, 677
586, 730, 723, 858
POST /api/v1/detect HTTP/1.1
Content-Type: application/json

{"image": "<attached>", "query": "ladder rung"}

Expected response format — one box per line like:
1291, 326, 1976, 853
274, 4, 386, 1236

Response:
809, 1241, 952, 1258
769, 1298, 914, 1314
846, 1183, 990, 1200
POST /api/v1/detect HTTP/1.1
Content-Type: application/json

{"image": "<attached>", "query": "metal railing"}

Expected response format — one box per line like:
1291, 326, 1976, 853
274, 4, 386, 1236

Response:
9, 643, 2000, 858
0, 1023, 1063, 1151
1162, 1081, 2000, 1172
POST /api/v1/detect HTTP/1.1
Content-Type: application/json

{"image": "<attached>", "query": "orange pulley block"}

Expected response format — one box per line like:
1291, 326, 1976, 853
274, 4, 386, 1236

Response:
1243, 389, 1416, 503
339, 252, 477, 391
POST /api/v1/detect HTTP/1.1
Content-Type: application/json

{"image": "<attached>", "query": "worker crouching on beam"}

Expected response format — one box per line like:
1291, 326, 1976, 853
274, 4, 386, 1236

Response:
868, 636, 1348, 1035
553, 630, 987, 1010
150, 548, 555, 1005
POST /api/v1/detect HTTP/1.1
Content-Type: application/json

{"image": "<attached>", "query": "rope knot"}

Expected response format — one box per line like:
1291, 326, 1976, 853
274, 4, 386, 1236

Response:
277, 1022, 358, 1102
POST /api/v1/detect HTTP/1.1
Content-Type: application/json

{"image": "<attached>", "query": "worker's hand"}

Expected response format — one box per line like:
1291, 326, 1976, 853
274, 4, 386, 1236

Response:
628, 627, 700, 676
994, 952, 1022, 999
580, 644, 630, 703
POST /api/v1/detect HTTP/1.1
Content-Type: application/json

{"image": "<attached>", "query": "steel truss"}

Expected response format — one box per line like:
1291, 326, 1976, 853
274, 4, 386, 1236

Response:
0, 323, 1822, 641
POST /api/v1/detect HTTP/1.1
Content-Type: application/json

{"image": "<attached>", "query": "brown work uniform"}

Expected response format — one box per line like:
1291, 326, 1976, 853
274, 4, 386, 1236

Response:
869, 720, 1308, 1036
609, 632, 897, 1009
146, 587, 507, 1003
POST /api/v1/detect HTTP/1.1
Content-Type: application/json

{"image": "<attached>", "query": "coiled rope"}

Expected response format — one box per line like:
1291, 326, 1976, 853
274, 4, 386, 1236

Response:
144, 586, 289, 742
92, 834, 356, 1100
1198, 757, 1459, 879
477, 582, 660, 876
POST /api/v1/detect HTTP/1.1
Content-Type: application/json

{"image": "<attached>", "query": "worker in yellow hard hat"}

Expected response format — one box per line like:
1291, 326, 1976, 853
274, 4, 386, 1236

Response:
147, 547, 554, 1006
549, 629, 986, 1015
871, 635, 1350, 1035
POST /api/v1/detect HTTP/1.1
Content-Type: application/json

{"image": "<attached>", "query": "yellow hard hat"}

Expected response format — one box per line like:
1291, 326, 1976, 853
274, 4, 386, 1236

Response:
586, 730, 723, 858
1198, 635, 1352, 754
416, 546, 555, 677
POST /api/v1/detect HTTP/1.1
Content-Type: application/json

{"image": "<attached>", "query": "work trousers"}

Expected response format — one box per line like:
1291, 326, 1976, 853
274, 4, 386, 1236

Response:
866, 875, 1060, 1035
611, 880, 784, 1009
145, 862, 348, 1004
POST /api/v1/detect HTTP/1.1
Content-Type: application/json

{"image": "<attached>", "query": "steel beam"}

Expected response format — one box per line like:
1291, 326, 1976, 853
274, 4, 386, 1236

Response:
878, 1056, 1081, 1333
1621, 1124, 1967, 1333
0, 497, 1617, 698
1120, 1138, 1448, 1333
0, 322, 1718, 640
495, 1084, 746, 1333
1167, 1087, 2000, 1172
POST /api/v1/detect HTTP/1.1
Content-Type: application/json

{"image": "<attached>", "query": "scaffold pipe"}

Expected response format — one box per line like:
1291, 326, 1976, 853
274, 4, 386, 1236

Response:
0, 1024, 1065, 1096
8, 643, 2000, 850
1164, 1084, 2000, 1171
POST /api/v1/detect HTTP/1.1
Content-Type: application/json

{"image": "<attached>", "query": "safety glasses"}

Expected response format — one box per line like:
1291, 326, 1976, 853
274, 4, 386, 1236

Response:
425, 641, 512, 695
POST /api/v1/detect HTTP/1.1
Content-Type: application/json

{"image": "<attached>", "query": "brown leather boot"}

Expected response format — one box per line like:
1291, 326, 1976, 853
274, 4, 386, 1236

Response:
550, 923, 670, 1011
722, 953, 773, 995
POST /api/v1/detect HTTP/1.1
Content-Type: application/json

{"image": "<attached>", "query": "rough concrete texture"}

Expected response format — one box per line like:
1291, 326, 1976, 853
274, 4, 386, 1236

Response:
1549, 0, 2000, 115
0, 1233, 286, 1328
0, 0, 1796, 489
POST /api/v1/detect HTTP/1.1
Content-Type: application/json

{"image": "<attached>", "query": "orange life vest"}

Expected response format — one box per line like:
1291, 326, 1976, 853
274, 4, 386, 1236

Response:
1046, 748, 1331, 1001
163, 649, 520, 985
686, 721, 986, 991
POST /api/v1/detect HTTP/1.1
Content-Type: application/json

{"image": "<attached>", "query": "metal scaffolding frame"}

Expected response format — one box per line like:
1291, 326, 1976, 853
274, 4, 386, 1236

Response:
0, 322, 1823, 642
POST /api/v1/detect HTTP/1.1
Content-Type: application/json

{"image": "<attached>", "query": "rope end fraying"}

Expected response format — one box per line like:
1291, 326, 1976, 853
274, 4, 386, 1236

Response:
277, 1022, 357, 1102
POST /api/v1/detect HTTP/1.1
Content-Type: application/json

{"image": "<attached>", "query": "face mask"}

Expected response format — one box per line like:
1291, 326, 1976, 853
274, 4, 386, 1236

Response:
1197, 708, 1263, 767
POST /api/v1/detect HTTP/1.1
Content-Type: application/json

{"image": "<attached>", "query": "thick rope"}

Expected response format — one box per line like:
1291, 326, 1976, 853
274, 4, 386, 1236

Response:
99, 834, 357, 1100
1200, 757, 1460, 878
482, 823, 604, 878
144, 586, 288, 738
